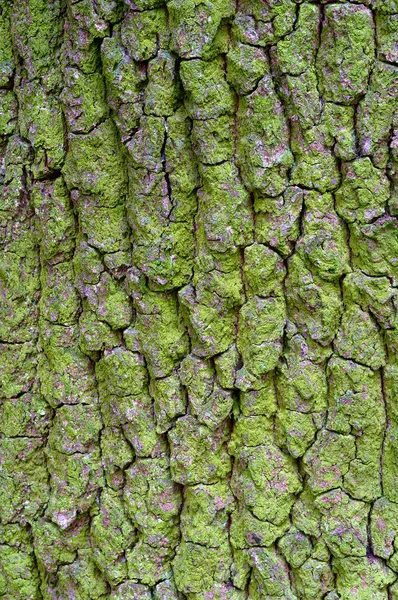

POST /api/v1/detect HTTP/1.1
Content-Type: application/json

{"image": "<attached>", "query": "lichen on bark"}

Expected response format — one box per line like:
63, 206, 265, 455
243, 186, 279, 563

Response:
0, 0, 398, 598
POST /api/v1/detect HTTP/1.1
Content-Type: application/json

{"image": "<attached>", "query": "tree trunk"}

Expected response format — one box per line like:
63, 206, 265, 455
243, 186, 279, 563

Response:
1, 0, 398, 598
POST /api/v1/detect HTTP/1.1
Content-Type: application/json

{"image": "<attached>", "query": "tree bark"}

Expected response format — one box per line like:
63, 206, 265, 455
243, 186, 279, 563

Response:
1, 0, 398, 598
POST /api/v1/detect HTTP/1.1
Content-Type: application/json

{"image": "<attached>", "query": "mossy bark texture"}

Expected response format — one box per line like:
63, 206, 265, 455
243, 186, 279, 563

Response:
1, 0, 398, 598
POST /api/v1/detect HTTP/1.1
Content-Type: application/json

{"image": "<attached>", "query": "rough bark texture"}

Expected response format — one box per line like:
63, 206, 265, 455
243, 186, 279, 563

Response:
1, 0, 398, 598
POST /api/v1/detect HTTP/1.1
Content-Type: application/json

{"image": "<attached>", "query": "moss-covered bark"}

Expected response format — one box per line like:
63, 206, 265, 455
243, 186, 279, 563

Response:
0, 0, 398, 598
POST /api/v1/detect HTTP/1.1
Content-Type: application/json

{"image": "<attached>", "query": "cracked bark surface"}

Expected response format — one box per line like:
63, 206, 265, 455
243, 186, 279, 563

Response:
0, 0, 398, 598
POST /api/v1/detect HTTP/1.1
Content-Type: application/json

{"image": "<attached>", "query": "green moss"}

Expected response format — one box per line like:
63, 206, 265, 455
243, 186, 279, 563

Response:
40, 262, 80, 325
123, 458, 180, 584
285, 253, 343, 346
214, 344, 240, 389
173, 541, 232, 594
274, 3, 320, 76
239, 377, 278, 416
131, 220, 195, 290
191, 116, 234, 164
168, 416, 231, 484
150, 371, 186, 433
334, 306, 386, 369
276, 342, 328, 414
303, 429, 356, 495
87, 272, 133, 330
226, 44, 268, 95
0, 5, 14, 86
371, 498, 398, 561
0, 236, 40, 344
96, 350, 161, 456
357, 61, 398, 167
245, 546, 296, 600
180, 57, 235, 119
237, 70, 293, 196
168, 0, 233, 59
230, 507, 290, 550
180, 353, 233, 428
110, 582, 152, 600
297, 191, 351, 281
100, 426, 134, 489
0, 437, 48, 524
154, 579, 183, 600
144, 51, 180, 116
350, 217, 398, 284
294, 558, 334, 600
120, 8, 168, 62
0, 342, 37, 399
126, 113, 196, 289
79, 310, 119, 354
276, 409, 318, 458
96, 347, 146, 395
322, 103, 356, 161
47, 404, 102, 455
4, 1, 398, 594
382, 421, 398, 504
198, 163, 253, 252
0, 543, 41, 600
79, 200, 129, 254
10, 0, 63, 82
61, 68, 108, 133
278, 527, 312, 569
334, 556, 396, 600
292, 489, 322, 538
125, 285, 189, 377
124, 457, 181, 538
232, 0, 296, 47
32, 178, 75, 262
127, 541, 174, 585
56, 549, 109, 600
335, 158, 390, 224
0, 393, 51, 438
237, 295, 286, 384
101, 32, 146, 137
91, 489, 135, 584
290, 125, 340, 192
179, 285, 236, 359
255, 186, 304, 257
243, 244, 285, 298
187, 584, 246, 600
316, 4, 375, 104
315, 489, 369, 558
0, 90, 17, 136
376, 12, 398, 63
63, 119, 127, 205
45, 445, 103, 529
229, 415, 273, 453
230, 442, 301, 525
128, 115, 165, 172
180, 482, 234, 546
165, 106, 199, 218
343, 272, 395, 329
38, 344, 98, 407
327, 357, 384, 500
32, 516, 89, 574
327, 357, 384, 436
17, 82, 64, 178
282, 67, 321, 131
